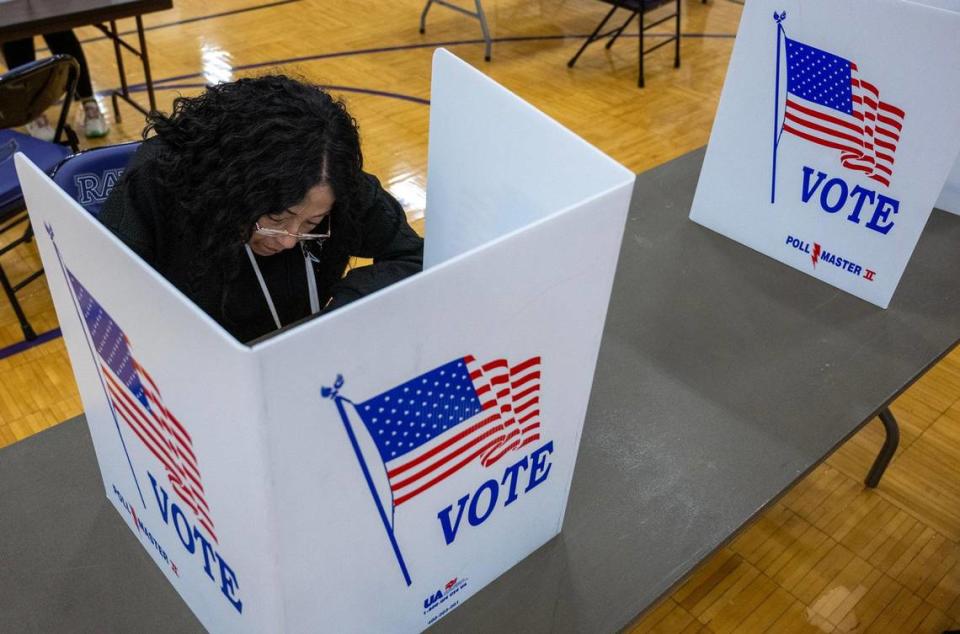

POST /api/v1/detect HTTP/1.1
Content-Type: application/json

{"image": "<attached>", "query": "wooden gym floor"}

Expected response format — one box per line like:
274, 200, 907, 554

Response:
1, 1, 958, 631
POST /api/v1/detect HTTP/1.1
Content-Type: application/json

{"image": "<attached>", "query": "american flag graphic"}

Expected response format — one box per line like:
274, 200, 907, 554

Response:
353, 355, 542, 508
782, 37, 905, 187
67, 270, 218, 542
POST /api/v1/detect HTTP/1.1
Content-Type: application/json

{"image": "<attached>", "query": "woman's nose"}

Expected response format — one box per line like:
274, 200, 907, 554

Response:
278, 235, 298, 250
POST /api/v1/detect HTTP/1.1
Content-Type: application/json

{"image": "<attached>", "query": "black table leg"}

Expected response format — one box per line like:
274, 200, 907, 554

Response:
865, 407, 899, 488
107, 20, 127, 122
95, 15, 157, 121
136, 16, 157, 113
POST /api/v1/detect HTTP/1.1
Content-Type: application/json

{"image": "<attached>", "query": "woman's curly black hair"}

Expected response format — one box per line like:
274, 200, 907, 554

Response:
143, 75, 364, 276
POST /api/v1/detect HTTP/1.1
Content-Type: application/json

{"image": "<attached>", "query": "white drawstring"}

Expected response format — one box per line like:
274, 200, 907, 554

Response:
245, 244, 322, 330
305, 249, 320, 314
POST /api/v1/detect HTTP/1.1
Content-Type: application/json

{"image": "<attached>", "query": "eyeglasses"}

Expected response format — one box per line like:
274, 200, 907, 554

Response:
254, 216, 331, 242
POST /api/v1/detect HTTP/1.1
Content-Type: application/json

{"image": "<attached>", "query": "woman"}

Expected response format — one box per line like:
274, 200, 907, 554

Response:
100, 76, 423, 342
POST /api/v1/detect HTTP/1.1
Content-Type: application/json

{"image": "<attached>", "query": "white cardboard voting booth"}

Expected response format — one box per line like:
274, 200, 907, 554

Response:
938, 157, 960, 215
690, 0, 960, 307
15, 49, 634, 632
913, 0, 960, 216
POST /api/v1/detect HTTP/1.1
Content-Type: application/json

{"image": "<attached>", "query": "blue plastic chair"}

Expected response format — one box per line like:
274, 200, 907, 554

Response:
52, 141, 142, 217
0, 55, 81, 340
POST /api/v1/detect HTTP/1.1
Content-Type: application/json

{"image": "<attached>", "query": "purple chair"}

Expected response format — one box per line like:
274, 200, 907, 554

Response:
52, 140, 141, 218
0, 55, 80, 340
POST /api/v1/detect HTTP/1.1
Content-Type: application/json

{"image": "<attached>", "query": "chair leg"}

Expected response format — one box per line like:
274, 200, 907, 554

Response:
0, 262, 37, 341
606, 12, 636, 50
475, 0, 492, 61
674, 0, 681, 68
638, 0, 645, 87
569, 5, 619, 68
0, 211, 29, 238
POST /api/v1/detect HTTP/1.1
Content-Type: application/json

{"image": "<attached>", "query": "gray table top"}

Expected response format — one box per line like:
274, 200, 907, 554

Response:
2, 148, 959, 633
0, 0, 171, 41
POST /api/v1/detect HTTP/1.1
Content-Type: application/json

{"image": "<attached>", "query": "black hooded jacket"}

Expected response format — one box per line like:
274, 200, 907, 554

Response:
99, 141, 424, 343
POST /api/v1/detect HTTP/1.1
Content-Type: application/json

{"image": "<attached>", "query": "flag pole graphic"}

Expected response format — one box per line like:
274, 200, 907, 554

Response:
44, 223, 147, 507
771, 11, 787, 204
322, 376, 412, 586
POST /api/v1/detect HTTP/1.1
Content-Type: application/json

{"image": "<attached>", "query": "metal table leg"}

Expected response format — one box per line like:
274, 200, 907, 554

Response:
95, 15, 158, 121
419, 0, 435, 34
865, 407, 900, 488
136, 16, 157, 113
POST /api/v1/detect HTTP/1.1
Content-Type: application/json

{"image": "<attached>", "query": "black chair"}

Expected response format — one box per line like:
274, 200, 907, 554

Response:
0, 55, 81, 341
567, 0, 682, 88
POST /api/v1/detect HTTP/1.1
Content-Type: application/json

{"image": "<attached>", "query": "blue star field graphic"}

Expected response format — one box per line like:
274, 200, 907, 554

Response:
356, 358, 484, 461
785, 38, 853, 114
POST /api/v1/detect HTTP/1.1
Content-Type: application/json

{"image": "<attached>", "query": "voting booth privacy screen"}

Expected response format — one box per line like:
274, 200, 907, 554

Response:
15, 49, 634, 633
690, 0, 960, 307
908, 0, 960, 216
937, 155, 960, 216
